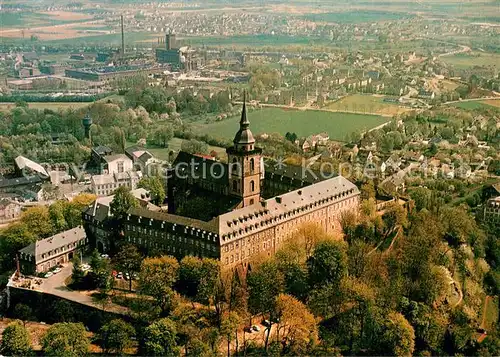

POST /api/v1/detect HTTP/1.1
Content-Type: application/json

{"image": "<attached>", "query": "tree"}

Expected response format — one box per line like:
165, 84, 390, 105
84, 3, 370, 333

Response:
138, 176, 166, 205
13, 303, 33, 326
1, 320, 32, 356
49, 201, 68, 232
20, 206, 54, 238
307, 240, 347, 288
150, 125, 173, 148
178, 256, 203, 297
142, 318, 180, 356
42, 322, 90, 357
98, 319, 136, 355
247, 261, 285, 349
139, 256, 179, 314
89, 250, 112, 290
114, 244, 142, 291
71, 254, 85, 281
180, 139, 209, 155
275, 294, 318, 355
110, 186, 138, 222
379, 312, 415, 357
0, 222, 36, 270
221, 312, 241, 357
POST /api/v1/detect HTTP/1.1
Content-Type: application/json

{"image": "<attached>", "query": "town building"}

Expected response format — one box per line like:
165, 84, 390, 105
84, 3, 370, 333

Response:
0, 199, 22, 223
18, 227, 88, 275
84, 102, 360, 269
484, 196, 500, 227
91, 171, 142, 196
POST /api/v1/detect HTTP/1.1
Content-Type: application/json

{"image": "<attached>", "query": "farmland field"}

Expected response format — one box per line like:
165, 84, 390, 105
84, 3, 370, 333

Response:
0, 102, 91, 112
192, 107, 387, 141
481, 99, 500, 108
302, 10, 414, 24
451, 101, 497, 110
441, 52, 500, 69
325, 94, 409, 116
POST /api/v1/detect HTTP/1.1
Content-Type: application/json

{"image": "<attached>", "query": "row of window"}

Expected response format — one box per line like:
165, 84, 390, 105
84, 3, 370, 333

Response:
36, 238, 87, 261
126, 224, 217, 242
125, 235, 217, 254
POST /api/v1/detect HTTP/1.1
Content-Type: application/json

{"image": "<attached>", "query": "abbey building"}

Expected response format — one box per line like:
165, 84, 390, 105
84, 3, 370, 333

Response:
84, 102, 360, 268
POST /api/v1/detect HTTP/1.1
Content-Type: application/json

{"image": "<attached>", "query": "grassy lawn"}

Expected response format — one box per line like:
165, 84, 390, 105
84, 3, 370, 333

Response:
192, 107, 386, 141
480, 296, 499, 331
441, 52, 500, 70
325, 94, 408, 115
0, 102, 91, 111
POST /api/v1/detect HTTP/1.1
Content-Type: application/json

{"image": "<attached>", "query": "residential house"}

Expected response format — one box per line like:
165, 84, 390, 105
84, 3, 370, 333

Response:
0, 199, 22, 223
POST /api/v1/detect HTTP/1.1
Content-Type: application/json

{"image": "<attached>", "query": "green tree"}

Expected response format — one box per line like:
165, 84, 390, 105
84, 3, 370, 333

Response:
138, 176, 166, 205
110, 186, 138, 222
71, 254, 85, 281
114, 244, 142, 291
1, 320, 32, 356
180, 139, 209, 155
13, 303, 33, 326
221, 312, 241, 357
307, 240, 347, 288
139, 256, 179, 314
178, 256, 203, 297
42, 322, 90, 357
247, 260, 284, 347
98, 319, 136, 355
142, 318, 180, 356
0, 222, 36, 270
89, 249, 112, 290
20, 206, 54, 238
379, 312, 415, 357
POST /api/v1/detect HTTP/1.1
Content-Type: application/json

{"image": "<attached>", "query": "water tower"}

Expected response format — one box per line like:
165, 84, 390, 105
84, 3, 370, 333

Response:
82, 112, 92, 140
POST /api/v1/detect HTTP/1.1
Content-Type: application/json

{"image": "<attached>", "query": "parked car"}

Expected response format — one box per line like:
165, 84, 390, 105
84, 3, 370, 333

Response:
116, 272, 123, 279
101, 254, 109, 259
44, 272, 53, 278
53, 268, 62, 274
125, 273, 130, 280
80, 264, 91, 271
262, 319, 271, 327
251, 325, 260, 332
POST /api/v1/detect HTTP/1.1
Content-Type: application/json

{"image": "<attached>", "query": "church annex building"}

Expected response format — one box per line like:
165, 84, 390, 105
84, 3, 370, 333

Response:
83, 102, 360, 268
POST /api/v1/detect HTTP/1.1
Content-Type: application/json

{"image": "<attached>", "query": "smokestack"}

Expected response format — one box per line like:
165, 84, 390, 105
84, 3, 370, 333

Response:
121, 15, 125, 56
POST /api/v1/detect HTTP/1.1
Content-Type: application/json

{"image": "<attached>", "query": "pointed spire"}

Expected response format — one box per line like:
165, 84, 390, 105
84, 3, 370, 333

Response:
240, 90, 250, 127
232, 90, 254, 145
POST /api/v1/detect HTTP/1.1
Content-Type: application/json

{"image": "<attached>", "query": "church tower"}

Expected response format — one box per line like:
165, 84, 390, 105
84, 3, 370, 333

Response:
226, 95, 262, 207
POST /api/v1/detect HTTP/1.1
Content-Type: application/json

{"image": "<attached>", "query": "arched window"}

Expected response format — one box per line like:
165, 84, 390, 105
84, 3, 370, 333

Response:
250, 158, 255, 172
250, 199, 254, 205
250, 180, 255, 192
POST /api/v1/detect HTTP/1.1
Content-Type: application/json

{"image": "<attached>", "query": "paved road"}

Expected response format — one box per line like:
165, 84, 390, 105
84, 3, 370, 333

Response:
38, 263, 127, 314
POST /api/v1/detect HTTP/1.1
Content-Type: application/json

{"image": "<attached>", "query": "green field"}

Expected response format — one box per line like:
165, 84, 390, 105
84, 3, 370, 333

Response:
125, 138, 227, 162
451, 101, 497, 110
441, 52, 500, 69
0, 102, 91, 112
192, 107, 386, 141
182, 34, 330, 48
